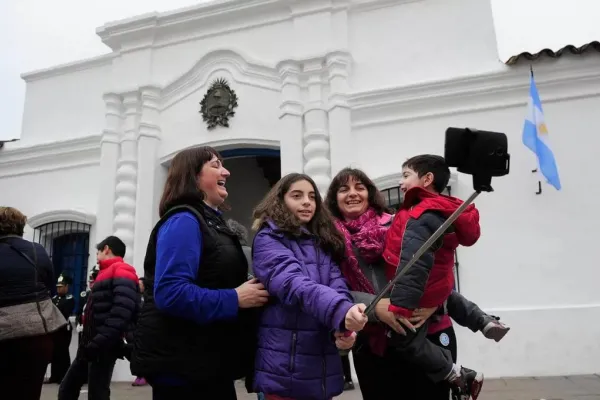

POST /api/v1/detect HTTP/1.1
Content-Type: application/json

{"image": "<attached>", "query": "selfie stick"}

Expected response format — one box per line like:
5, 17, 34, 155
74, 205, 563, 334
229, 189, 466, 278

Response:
363, 190, 481, 316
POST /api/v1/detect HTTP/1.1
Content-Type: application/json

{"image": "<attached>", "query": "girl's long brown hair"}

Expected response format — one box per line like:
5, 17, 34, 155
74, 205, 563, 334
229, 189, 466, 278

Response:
252, 173, 346, 263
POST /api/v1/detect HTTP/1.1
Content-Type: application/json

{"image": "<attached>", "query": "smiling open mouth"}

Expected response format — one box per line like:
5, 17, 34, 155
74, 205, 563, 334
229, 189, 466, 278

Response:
217, 180, 226, 187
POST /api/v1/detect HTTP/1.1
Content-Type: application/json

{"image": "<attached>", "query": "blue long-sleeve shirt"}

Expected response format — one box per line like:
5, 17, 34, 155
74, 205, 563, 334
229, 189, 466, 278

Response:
154, 211, 239, 324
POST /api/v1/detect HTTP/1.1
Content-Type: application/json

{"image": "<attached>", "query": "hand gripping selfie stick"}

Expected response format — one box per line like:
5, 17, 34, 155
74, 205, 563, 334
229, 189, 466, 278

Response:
362, 127, 511, 317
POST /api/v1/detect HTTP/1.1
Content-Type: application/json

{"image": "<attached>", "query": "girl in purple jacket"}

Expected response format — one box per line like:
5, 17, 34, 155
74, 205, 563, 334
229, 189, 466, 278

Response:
251, 173, 368, 400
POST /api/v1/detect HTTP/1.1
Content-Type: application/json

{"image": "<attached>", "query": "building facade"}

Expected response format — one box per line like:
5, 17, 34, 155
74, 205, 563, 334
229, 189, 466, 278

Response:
1, 0, 600, 381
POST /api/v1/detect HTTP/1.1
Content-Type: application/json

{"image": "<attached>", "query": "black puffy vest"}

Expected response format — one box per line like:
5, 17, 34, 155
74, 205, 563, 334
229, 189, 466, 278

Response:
130, 200, 258, 383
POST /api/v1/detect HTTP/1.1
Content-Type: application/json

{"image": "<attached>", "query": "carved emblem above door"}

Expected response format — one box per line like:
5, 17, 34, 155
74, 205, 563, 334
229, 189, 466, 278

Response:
199, 78, 238, 130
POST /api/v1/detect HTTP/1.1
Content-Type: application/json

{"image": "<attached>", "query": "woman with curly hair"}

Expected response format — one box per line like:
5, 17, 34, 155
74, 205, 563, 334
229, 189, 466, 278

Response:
251, 173, 368, 400
0, 206, 67, 400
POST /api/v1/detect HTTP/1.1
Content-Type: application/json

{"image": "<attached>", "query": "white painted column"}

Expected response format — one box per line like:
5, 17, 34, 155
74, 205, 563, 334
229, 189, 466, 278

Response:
113, 92, 140, 264
95, 93, 122, 249
277, 61, 304, 176
132, 86, 162, 274
302, 59, 332, 195
326, 52, 355, 176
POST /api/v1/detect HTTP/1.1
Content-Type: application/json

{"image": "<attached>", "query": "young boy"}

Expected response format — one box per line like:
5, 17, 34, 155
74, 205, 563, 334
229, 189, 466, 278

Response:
383, 154, 484, 400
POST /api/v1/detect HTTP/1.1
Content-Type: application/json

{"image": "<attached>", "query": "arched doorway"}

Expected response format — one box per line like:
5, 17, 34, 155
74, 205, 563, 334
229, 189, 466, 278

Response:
219, 147, 281, 239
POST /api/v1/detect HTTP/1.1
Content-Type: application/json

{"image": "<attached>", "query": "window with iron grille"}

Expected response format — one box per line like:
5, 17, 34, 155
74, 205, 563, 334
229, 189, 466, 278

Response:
380, 185, 460, 292
33, 221, 91, 314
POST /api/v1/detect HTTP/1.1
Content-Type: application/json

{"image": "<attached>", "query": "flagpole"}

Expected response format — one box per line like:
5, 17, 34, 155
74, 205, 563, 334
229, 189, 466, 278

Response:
529, 64, 543, 195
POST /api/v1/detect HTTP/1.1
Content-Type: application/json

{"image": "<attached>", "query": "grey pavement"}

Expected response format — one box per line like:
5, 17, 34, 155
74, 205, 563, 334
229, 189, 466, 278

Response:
41, 375, 600, 400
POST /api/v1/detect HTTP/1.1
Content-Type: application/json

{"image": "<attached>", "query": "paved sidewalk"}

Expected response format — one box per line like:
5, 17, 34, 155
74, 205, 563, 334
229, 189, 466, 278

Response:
41, 375, 600, 400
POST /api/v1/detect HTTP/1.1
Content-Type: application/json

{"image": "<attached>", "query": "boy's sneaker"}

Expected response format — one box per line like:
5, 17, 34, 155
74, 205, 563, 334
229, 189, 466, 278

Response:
449, 367, 484, 400
481, 315, 510, 342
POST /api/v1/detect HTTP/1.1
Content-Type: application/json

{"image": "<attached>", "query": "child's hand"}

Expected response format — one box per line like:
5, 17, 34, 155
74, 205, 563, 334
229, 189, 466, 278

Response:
345, 303, 368, 332
334, 331, 356, 350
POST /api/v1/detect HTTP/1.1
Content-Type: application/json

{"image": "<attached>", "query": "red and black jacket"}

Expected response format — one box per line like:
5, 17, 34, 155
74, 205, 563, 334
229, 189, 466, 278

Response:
383, 187, 480, 318
81, 257, 139, 356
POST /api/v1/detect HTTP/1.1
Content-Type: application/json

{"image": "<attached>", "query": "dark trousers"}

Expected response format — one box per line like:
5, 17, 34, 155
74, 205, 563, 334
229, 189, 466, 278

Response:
353, 326, 458, 400
50, 326, 73, 382
150, 379, 237, 400
387, 319, 453, 383
408, 326, 458, 400
58, 352, 117, 400
353, 338, 409, 400
341, 354, 352, 382
0, 333, 54, 400
447, 290, 487, 332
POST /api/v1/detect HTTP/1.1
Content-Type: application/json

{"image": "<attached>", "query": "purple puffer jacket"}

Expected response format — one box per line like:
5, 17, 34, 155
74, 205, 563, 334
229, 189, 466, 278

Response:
252, 221, 354, 400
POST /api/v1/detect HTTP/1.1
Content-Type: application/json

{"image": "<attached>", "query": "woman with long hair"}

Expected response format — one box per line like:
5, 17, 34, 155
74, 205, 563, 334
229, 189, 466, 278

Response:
131, 146, 269, 399
251, 173, 368, 400
326, 167, 508, 400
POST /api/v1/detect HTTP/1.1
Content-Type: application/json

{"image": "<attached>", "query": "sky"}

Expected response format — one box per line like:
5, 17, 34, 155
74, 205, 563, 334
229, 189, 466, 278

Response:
1, 0, 598, 142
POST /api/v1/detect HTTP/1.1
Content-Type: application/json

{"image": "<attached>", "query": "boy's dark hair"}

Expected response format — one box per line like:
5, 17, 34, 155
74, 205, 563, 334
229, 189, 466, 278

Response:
402, 154, 451, 194
326, 168, 390, 219
96, 235, 126, 258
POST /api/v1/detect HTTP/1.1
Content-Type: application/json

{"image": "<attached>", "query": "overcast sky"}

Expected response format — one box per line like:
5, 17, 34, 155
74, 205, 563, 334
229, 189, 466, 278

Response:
1, 0, 598, 142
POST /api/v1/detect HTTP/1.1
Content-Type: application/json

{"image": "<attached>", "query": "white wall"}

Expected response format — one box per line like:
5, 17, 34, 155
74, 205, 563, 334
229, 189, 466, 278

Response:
349, 0, 502, 91
0, 165, 100, 223
20, 59, 111, 146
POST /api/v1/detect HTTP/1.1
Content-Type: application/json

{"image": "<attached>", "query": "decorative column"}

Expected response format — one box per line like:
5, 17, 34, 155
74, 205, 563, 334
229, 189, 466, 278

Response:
113, 92, 140, 264
326, 51, 355, 176
302, 59, 332, 195
133, 86, 162, 273
277, 61, 304, 176
95, 93, 122, 244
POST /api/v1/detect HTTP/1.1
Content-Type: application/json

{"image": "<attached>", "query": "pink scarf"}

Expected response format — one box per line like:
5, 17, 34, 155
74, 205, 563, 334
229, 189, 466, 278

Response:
335, 208, 389, 356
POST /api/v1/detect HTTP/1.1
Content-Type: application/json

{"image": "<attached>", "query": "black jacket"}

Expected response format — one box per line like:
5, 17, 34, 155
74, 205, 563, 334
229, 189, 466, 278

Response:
131, 197, 259, 385
80, 257, 139, 358
0, 235, 54, 308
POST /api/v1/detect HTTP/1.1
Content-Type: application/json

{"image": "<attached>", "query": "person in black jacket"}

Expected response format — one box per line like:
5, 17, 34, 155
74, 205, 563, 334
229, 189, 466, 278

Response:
0, 207, 67, 400
131, 146, 268, 400
46, 273, 76, 384
59, 236, 139, 400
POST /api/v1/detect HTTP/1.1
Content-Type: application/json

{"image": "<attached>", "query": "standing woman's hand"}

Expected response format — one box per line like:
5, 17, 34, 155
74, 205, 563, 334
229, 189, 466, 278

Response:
374, 298, 406, 335
235, 278, 269, 308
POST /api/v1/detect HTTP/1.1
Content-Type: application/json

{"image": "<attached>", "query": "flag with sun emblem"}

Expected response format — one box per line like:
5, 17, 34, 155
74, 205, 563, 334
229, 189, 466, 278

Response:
523, 70, 561, 190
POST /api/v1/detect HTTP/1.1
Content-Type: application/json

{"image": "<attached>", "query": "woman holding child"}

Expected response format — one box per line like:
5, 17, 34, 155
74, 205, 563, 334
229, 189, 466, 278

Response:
326, 159, 509, 400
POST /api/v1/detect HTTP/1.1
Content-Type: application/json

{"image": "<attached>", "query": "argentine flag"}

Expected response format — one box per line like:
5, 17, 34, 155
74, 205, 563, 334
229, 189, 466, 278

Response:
523, 74, 561, 190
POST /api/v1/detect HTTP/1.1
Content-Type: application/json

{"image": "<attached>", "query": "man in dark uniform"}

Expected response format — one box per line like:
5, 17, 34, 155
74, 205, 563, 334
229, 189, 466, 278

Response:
46, 273, 75, 384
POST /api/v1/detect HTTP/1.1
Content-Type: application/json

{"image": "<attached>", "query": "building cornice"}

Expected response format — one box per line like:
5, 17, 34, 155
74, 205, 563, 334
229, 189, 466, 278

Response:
350, 54, 600, 128
20, 54, 115, 83
0, 135, 101, 178
96, 0, 420, 52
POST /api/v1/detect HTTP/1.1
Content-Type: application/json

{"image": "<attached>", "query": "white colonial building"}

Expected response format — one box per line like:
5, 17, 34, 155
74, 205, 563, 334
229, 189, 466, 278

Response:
1, 0, 599, 382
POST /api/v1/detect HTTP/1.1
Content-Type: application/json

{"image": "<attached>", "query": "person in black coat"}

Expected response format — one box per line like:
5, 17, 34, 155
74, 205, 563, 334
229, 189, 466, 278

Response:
0, 207, 67, 400
59, 237, 139, 400
46, 273, 75, 384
